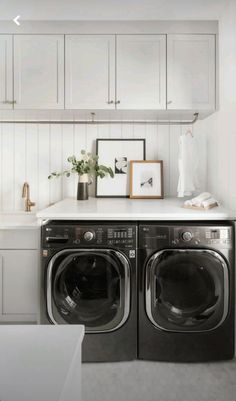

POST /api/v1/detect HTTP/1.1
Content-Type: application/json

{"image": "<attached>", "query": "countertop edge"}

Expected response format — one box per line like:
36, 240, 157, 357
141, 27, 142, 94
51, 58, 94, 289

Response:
0, 225, 40, 230
36, 214, 236, 221
35, 198, 236, 222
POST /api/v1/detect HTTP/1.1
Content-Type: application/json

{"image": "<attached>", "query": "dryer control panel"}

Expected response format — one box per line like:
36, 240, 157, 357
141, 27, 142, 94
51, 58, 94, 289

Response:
139, 224, 233, 249
172, 226, 232, 247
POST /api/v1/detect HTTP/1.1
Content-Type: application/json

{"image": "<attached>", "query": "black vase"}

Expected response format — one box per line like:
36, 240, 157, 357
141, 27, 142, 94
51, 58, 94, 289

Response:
77, 182, 89, 200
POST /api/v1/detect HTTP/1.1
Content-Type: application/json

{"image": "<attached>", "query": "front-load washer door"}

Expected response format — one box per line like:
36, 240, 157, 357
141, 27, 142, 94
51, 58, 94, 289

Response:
47, 249, 131, 332
145, 249, 229, 332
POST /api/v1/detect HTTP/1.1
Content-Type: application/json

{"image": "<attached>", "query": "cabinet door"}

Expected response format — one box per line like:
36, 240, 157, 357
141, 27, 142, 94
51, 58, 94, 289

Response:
0, 35, 13, 109
14, 35, 64, 109
167, 34, 215, 110
0, 250, 38, 319
65, 35, 115, 109
116, 35, 166, 109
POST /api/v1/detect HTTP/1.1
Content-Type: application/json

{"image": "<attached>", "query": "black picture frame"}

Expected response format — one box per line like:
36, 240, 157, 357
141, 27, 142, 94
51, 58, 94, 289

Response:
96, 138, 146, 198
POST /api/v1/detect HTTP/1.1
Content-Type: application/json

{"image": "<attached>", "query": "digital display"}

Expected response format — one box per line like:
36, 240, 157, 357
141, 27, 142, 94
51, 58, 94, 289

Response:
210, 230, 219, 239
206, 229, 229, 240
107, 228, 133, 239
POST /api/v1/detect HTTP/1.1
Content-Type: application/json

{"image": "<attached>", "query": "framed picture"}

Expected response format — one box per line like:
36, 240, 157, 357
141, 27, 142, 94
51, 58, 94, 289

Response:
130, 160, 164, 199
96, 139, 146, 197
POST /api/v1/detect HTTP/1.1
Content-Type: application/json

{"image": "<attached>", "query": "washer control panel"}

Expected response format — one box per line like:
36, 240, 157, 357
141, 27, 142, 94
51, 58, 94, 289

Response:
43, 223, 136, 248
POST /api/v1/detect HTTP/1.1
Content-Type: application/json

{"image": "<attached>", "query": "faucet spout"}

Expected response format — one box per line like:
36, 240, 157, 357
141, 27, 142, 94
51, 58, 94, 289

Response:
22, 182, 35, 212
22, 182, 29, 198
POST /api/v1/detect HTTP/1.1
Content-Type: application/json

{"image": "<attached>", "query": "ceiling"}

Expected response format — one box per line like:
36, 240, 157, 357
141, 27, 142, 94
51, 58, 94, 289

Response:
0, 0, 229, 21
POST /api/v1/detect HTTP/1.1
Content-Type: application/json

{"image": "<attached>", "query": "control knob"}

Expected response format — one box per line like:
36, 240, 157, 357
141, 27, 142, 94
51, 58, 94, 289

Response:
83, 231, 94, 242
181, 231, 193, 242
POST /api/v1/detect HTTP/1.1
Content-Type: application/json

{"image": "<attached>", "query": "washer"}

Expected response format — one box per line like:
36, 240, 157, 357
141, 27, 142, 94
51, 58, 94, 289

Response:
41, 221, 137, 362
139, 222, 235, 362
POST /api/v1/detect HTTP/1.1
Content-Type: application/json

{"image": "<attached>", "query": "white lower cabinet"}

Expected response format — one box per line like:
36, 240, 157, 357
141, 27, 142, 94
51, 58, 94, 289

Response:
0, 231, 39, 323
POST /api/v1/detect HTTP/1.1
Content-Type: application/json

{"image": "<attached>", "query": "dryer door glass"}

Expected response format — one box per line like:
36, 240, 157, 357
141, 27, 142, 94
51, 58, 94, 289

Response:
47, 249, 130, 332
146, 249, 229, 332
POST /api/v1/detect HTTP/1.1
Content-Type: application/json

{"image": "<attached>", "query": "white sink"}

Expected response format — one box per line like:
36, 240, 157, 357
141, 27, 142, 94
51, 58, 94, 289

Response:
0, 212, 38, 229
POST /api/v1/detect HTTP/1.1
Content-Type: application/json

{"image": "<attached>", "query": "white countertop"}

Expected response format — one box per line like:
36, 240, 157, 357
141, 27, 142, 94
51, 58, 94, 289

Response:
37, 197, 236, 221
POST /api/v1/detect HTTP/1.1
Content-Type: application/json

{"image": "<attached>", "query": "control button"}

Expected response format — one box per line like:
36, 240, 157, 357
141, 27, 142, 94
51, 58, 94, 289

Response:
83, 231, 94, 241
181, 231, 193, 242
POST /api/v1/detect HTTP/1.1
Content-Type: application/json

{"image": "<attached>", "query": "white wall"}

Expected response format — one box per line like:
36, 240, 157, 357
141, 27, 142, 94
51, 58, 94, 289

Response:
0, 0, 227, 21
207, 0, 236, 210
0, 121, 207, 211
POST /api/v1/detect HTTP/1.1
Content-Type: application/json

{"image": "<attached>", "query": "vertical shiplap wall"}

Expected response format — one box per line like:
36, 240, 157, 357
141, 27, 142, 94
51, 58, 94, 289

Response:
0, 121, 207, 211
206, 0, 236, 211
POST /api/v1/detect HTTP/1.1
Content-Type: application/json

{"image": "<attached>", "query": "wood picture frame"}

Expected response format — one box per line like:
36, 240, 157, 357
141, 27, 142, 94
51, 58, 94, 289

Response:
129, 160, 164, 199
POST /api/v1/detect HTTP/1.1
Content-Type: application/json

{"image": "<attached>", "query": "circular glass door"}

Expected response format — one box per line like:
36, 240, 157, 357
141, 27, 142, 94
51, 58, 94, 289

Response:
47, 249, 130, 332
145, 249, 229, 332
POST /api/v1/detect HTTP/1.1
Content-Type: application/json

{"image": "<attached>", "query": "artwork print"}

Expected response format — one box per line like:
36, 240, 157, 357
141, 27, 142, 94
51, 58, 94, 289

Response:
96, 139, 146, 197
130, 161, 163, 199
140, 173, 153, 188
115, 157, 128, 174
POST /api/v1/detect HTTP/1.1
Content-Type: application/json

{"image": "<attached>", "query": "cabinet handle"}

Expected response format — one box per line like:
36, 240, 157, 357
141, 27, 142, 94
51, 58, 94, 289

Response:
167, 100, 172, 105
115, 100, 121, 105
107, 100, 114, 104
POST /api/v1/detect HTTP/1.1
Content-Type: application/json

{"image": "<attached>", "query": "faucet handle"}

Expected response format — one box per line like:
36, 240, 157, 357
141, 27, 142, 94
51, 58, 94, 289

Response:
26, 199, 36, 212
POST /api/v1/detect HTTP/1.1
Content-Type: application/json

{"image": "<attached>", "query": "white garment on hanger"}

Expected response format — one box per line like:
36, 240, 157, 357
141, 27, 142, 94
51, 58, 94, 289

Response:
177, 132, 198, 197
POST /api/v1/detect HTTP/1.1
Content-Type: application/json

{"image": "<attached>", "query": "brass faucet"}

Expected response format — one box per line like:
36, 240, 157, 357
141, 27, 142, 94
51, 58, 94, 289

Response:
22, 182, 36, 212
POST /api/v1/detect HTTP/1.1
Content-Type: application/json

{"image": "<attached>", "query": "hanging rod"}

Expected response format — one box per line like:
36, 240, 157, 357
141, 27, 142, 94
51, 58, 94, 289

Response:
0, 112, 199, 126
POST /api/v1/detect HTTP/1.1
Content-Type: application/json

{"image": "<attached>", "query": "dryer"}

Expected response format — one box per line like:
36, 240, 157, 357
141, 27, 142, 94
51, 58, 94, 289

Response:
139, 222, 235, 362
41, 221, 137, 362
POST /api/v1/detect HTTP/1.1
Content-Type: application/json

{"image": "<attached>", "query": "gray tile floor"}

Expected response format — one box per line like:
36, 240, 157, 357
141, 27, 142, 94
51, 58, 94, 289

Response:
82, 359, 236, 401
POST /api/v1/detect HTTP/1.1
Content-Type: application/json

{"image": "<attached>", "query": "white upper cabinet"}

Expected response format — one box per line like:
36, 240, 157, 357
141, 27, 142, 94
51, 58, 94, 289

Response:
0, 35, 13, 109
65, 35, 115, 109
116, 35, 166, 109
14, 35, 64, 109
167, 34, 215, 110
0, 31, 217, 113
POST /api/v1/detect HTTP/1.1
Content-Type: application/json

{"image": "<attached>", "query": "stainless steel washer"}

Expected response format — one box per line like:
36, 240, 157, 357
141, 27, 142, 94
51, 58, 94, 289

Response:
41, 221, 137, 362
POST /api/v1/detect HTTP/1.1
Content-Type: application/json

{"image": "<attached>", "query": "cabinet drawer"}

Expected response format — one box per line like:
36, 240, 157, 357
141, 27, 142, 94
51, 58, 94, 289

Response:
0, 229, 39, 249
